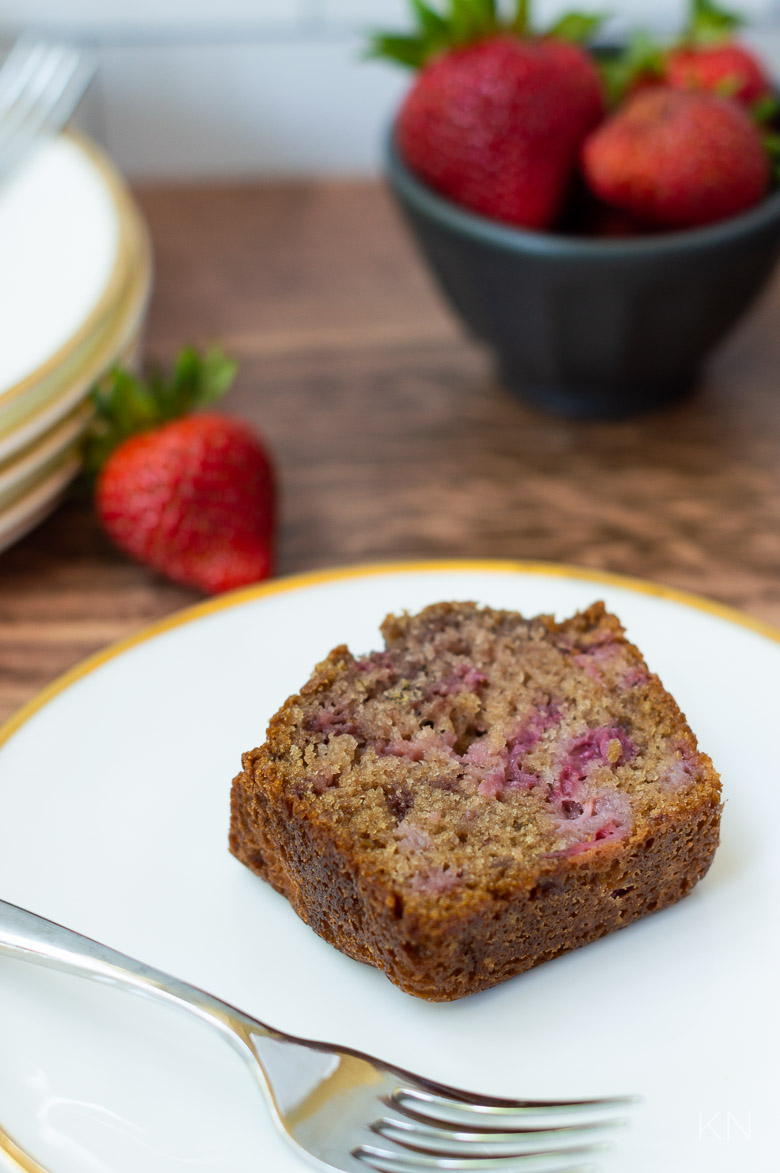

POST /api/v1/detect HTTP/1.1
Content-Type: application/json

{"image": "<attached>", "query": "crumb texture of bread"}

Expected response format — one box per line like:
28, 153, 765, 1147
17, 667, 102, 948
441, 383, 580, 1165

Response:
230, 601, 722, 1000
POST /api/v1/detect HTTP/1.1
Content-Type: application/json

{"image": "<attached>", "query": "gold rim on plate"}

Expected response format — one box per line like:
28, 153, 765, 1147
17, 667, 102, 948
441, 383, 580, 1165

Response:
0, 1126, 47, 1173
0, 130, 137, 410
1, 558, 779, 754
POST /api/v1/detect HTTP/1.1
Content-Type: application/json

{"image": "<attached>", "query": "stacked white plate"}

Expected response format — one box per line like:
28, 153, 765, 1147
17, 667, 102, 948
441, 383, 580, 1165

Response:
0, 130, 153, 554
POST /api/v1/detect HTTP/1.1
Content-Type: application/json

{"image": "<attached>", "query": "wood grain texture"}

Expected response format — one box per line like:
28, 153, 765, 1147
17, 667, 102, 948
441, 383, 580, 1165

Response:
2, 179, 780, 725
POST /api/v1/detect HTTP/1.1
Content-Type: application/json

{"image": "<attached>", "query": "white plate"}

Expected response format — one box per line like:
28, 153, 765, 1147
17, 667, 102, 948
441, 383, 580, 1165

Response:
0, 134, 124, 400
0, 185, 152, 453
0, 562, 777, 1173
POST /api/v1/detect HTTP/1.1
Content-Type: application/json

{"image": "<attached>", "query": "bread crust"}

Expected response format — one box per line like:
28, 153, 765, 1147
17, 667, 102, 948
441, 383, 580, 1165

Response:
229, 603, 722, 1001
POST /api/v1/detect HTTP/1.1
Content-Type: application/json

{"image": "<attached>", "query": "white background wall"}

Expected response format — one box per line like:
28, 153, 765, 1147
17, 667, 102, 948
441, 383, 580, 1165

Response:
2, 1, 778, 178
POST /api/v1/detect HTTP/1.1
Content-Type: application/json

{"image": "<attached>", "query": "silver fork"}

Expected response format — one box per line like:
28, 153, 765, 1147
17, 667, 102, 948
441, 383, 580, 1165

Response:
0, 38, 95, 177
0, 900, 636, 1173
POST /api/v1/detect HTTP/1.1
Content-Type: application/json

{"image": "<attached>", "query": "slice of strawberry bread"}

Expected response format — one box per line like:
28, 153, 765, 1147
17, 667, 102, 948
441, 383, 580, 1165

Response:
230, 601, 721, 1001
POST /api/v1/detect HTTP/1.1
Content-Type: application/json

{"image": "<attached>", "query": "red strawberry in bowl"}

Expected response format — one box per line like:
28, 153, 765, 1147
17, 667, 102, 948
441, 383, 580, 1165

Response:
664, 0, 771, 106
666, 42, 771, 106
379, 1, 780, 418
581, 87, 769, 230
603, 0, 773, 109
372, 2, 605, 229
86, 348, 275, 594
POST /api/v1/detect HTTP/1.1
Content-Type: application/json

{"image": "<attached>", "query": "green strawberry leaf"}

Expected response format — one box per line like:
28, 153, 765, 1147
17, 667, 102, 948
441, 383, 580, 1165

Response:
752, 92, 780, 125
468, 0, 499, 32
512, 0, 529, 35
84, 346, 238, 475
368, 0, 499, 66
686, 0, 743, 45
763, 130, 780, 182
365, 32, 431, 68
449, 0, 481, 42
158, 345, 237, 416
547, 11, 607, 45
711, 73, 743, 98
599, 31, 665, 105
411, 0, 449, 38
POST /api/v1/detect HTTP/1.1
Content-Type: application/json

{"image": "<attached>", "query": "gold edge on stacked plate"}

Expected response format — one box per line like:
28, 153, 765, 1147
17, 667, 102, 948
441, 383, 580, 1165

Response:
0, 132, 154, 551
0, 454, 83, 554
0, 403, 92, 512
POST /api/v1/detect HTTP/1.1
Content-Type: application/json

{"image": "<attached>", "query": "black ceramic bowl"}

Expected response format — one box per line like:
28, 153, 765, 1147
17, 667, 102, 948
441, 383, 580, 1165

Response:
385, 130, 780, 418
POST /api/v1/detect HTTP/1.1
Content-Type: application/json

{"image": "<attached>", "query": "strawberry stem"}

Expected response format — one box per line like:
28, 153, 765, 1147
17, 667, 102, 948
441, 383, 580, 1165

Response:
369, 0, 524, 67
753, 92, 780, 125
84, 346, 238, 475
598, 31, 665, 105
762, 130, 780, 182
685, 0, 743, 46
512, 0, 529, 35
368, 0, 603, 67
411, 0, 449, 39
547, 12, 607, 45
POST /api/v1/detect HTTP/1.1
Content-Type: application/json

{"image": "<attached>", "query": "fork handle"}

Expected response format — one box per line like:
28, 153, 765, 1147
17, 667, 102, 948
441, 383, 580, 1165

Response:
0, 899, 271, 1046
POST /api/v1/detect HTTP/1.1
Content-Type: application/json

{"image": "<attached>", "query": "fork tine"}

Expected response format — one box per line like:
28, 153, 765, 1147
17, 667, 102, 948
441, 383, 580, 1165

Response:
372, 1115, 620, 1155
0, 39, 49, 111
353, 1143, 600, 1172
375, 1117, 625, 1140
22, 51, 93, 137
0, 36, 40, 77
389, 1088, 636, 1129
0, 43, 68, 123
0, 45, 92, 173
0, 43, 70, 151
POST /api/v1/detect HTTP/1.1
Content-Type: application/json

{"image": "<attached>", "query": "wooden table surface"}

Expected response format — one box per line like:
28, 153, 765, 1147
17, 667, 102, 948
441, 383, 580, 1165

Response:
2, 180, 780, 725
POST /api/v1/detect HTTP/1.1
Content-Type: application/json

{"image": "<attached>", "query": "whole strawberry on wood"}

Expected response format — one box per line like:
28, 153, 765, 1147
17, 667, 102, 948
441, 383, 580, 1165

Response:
372, 0, 605, 229
86, 348, 275, 595
581, 86, 769, 230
